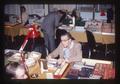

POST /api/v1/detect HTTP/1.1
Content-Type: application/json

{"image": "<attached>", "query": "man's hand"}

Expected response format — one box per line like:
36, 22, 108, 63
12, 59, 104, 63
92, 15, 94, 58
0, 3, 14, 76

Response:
65, 59, 69, 63
57, 59, 65, 65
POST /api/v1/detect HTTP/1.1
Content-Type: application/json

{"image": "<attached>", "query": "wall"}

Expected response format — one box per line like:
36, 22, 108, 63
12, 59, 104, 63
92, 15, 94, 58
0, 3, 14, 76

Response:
49, 4, 76, 12
4, 4, 46, 17
80, 12, 107, 21
4, 4, 20, 16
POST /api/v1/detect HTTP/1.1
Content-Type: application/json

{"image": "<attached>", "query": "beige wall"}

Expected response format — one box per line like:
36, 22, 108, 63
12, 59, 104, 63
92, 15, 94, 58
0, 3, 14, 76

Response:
49, 4, 76, 12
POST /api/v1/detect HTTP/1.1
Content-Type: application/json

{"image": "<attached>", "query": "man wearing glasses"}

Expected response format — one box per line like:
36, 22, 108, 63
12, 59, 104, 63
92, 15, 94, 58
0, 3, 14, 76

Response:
46, 30, 82, 64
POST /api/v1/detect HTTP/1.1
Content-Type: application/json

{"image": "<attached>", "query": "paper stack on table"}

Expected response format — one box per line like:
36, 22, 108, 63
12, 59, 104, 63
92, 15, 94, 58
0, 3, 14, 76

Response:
8, 53, 22, 62
74, 26, 85, 32
54, 62, 69, 79
47, 59, 58, 69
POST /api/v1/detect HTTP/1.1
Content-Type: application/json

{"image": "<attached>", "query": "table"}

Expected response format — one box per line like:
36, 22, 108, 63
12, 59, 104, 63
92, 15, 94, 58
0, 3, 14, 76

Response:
19, 27, 44, 37
26, 59, 112, 79
58, 24, 115, 44
101, 33, 115, 56
70, 31, 115, 44
19, 27, 29, 36
101, 32, 115, 44
5, 49, 113, 79
4, 24, 25, 41
70, 31, 115, 57
4, 24, 44, 42
27, 59, 64, 79
70, 31, 87, 42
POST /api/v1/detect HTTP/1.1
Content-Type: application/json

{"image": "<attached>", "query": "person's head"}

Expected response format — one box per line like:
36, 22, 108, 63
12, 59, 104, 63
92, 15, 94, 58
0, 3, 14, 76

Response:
60, 30, 73, 48
57, 10, 67, 23
57, 10, 66, 17
6, 62, 28, 79
20, 6, 26, 13
71, 9, 77, 18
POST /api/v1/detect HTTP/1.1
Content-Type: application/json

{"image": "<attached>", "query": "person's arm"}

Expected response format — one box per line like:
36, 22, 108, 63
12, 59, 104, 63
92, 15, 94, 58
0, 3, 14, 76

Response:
68, 43, 82, 63
47, 44, 61, 59
54, 14, 61, 28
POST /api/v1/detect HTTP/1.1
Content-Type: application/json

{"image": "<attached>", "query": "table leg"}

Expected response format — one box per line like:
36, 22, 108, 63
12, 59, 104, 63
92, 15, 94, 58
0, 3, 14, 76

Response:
105, 44, 108, 57
88, 50, 91, 59
11, 36, 14, 42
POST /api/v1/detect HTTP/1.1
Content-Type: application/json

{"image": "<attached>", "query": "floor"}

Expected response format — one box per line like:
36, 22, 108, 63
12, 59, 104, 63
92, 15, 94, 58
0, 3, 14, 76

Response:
4, 35, 115, 61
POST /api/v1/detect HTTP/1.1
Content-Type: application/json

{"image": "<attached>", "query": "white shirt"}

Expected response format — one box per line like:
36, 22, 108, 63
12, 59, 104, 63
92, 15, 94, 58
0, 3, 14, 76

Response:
63, 41, 74, 60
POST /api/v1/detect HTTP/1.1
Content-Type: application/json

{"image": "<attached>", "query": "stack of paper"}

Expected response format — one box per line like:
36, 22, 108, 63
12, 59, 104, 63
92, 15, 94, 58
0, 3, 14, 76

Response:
54, 62, 69, 78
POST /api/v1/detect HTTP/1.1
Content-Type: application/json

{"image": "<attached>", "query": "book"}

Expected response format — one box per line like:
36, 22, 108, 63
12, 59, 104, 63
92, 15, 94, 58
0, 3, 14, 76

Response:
66, 69, 79, 79
78, 67, 93, 77
54, 62, 69, 79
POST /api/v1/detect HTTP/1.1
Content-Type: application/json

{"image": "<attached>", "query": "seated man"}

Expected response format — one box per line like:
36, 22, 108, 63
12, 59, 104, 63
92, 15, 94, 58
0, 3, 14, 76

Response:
46, 30, 82, 64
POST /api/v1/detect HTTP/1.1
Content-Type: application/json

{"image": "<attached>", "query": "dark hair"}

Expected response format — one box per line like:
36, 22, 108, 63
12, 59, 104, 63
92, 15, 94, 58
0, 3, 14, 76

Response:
59, 13, 66, 23
60, 29, 73, 40
57, 10, 65, 14
20, 6, 26, 12
71, 10, 77, 18
58, 10, 66, 23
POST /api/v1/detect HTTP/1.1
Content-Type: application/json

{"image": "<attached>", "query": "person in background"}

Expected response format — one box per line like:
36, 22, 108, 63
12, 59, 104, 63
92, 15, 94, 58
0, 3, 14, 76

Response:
107, 7, 113, 23
41, 10, 65, 53
17, 6, 29, 25
71, 9, 83, 26
6, 62, 28, 79
56, 10, 67, 46
59, 9, 67, 24
71, 9, 77, 19
46, 30, 82, 64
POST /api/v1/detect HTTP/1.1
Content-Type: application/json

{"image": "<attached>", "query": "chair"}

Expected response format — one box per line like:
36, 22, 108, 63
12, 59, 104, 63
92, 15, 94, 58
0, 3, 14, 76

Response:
85, 30, 105, 59
85, 30, 96, 58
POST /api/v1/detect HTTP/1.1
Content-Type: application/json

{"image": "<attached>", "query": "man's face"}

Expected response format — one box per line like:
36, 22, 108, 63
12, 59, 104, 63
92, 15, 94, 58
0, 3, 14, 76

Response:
61, 35, 71, 48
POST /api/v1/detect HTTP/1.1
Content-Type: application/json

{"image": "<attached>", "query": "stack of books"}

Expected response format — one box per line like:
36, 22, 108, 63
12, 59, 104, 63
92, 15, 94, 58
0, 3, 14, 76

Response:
66, 62, 94, 79
78, 67, 93, 77
53, 62, 69, 79
66, 69, 79, 79
93, 63, 115, 79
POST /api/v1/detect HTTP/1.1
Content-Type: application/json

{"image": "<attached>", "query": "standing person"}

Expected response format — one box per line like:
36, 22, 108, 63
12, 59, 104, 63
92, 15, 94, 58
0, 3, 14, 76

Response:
71, 9, 83, 26
41, 10, 65, 53
56, 10, 67, 46
17, 6, 29, 25
46, 30, 82, 64
107, 8, 113, 23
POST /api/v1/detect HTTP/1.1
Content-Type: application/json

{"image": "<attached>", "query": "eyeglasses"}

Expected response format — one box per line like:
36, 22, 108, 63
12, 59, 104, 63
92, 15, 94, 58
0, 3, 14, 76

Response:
61, 38, 70, 42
